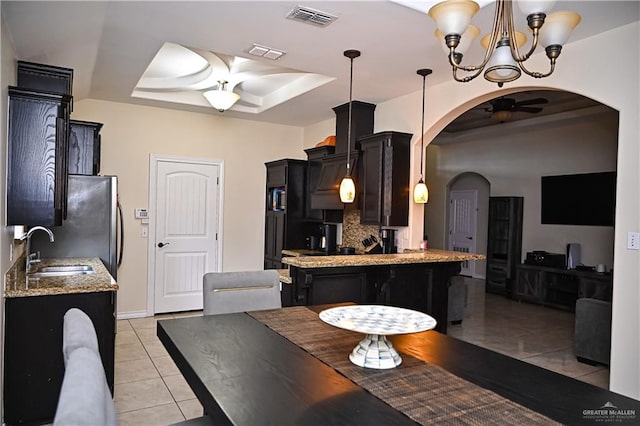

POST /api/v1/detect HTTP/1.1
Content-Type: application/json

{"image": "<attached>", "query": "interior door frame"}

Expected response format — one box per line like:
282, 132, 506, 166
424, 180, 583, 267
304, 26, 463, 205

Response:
146, 154, 224, 316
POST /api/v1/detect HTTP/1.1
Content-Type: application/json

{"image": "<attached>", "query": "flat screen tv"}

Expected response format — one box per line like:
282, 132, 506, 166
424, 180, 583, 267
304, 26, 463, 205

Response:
541, 172, 616, 226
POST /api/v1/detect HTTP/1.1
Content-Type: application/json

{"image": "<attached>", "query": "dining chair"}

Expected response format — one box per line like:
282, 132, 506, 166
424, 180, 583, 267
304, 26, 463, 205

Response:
203, 270, 282, 315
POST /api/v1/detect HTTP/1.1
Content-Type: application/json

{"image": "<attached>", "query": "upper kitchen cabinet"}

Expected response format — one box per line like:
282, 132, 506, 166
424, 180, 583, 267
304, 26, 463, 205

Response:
7, 87, 72, 226
69, 120, 103, 175
17, 61, 73, 110
264, 159, 308, 269
359, 131, 412, 227
304, 145, 335, 222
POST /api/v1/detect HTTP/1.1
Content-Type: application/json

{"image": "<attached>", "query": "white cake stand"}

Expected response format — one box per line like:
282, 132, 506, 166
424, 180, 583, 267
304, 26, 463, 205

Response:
319, 305, 437, 369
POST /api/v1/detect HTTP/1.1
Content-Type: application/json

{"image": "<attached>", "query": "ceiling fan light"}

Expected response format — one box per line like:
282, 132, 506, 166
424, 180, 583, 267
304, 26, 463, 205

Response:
429, 0, 480, 37
539, 11, 582, 47
339, 175, 356, 203
516, 0, 556, 16
413, 179, 429, 204
203, 88, 240, 112
491, 110, 513, 122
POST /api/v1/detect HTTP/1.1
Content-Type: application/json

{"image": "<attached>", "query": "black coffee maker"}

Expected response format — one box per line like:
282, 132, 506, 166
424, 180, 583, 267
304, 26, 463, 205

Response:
321, 224, 337, 253
381, 229, 396, 254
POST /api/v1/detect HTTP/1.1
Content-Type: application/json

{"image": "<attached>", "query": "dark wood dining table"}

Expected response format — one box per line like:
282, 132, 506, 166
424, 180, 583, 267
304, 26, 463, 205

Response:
157, 304, 640, 425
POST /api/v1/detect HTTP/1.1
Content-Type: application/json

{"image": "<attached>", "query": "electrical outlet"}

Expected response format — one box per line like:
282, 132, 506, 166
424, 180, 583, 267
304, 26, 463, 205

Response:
628, 231, 640, 250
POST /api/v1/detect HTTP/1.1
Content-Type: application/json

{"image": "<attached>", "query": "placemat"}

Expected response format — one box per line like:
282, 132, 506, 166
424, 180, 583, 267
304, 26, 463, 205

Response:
249, 307, 559, 425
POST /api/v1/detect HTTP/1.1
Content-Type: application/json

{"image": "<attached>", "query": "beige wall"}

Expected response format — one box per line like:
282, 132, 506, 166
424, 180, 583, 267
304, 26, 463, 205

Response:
71, 99, 305, 316
425, 110, 618, 269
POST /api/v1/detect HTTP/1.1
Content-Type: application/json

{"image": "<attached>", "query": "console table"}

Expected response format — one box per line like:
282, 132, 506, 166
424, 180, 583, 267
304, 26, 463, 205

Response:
514, 264, 612, 311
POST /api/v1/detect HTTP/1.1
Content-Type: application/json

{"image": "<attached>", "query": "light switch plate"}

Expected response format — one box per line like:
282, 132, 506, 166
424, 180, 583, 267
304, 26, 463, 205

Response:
628, 232, 640, 250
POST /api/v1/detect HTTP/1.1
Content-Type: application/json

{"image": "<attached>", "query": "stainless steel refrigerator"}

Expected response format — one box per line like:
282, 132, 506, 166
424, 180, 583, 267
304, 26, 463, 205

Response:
31, 175, 123, 279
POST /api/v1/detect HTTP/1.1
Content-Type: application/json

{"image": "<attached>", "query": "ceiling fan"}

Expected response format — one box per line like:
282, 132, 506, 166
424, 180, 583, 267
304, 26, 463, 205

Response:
485, 97, 549, 122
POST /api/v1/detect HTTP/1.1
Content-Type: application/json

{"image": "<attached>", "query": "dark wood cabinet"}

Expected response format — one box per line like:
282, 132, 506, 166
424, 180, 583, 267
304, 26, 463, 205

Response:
359, 131, 412, 227
17, 61, 73, 101
287, 261, 461, 334
7, 87, 72, 226
4, 291, 116, 425
332, 101, 375, 154
290, 267, 370, 307
304, 145, 335, 221
264, 160, 308, 269
486, 197, 523, 295
69, 120, 103, 175
515, 264, 612, 310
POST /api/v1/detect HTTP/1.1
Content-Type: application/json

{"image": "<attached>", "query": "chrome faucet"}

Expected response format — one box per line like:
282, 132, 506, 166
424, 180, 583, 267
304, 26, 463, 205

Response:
22, 226, 55, 274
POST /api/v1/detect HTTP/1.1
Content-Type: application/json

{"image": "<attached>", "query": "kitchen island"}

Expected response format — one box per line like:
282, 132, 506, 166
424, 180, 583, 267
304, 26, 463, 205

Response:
4, 257, 117, 425
282, 249, 484, 334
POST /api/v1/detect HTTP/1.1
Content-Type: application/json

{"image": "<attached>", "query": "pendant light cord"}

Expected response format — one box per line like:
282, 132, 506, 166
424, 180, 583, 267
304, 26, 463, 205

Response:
416, 69, 432, 181
420, 74, 425, 179
346, 56, 354, 177
343, 50, 360, 177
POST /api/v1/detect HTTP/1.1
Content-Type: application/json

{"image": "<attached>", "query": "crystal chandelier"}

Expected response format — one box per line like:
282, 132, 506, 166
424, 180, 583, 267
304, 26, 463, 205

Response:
429, 0, 581, 86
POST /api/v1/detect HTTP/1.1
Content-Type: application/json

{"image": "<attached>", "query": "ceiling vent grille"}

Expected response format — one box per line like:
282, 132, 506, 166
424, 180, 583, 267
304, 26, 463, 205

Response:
287, 5, 337, 27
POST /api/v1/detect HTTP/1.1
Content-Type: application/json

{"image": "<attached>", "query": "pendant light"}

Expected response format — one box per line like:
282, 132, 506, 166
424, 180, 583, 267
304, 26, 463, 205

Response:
339, 49, 360, 204
413, 68, 432, 204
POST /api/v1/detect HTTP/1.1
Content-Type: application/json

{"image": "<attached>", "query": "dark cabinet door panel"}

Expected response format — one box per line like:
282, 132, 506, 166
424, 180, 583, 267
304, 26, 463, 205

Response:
68, 120, 103, 175
7, 88, 71, 226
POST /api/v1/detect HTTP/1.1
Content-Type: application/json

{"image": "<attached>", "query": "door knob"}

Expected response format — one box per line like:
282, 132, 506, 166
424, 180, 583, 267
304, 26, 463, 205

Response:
157, 242, 170, 248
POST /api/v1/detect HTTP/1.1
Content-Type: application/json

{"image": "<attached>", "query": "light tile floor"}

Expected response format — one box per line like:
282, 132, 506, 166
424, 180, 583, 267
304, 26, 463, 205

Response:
114, 278, 609, 424
447, 277, 610, 389
114, 311, 205, 426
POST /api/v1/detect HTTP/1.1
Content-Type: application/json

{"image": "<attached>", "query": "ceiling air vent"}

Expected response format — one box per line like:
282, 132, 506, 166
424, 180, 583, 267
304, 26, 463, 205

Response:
287, 5, 337, 27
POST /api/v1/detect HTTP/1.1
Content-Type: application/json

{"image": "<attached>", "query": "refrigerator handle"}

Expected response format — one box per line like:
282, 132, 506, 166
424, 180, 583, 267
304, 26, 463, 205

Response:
117, 200, 124, 268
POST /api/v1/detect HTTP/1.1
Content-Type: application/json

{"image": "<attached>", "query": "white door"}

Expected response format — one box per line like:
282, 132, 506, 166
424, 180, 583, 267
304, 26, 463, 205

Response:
149, 156, 222, 314
448, 190, 478, 277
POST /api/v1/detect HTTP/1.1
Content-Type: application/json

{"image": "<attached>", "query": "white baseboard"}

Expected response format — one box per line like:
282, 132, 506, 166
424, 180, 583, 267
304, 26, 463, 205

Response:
116, 310, 150, 320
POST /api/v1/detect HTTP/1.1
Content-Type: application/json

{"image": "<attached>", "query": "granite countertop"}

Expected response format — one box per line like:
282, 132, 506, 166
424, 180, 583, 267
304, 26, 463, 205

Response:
281, 248, 485, 268
276, 269, 291, 284
5, 257, 118, 298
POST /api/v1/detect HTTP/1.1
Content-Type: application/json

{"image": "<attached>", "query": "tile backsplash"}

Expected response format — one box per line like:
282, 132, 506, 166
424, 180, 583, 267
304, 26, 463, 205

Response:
340, 205, 381, 253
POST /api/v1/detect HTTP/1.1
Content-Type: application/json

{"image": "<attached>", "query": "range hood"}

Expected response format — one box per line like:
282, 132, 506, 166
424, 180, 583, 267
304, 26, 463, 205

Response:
310, 101, 375, 210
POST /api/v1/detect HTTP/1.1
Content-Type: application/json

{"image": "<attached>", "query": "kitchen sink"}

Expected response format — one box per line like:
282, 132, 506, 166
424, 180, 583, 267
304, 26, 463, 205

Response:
29, 265, 96, 278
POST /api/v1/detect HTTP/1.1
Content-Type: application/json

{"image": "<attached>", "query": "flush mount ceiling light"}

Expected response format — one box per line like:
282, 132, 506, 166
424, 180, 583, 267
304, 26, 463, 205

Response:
413, 68, 432, 204
429, 0, 581, 86
339, 49, 360, 204
203, 81, 240, 112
